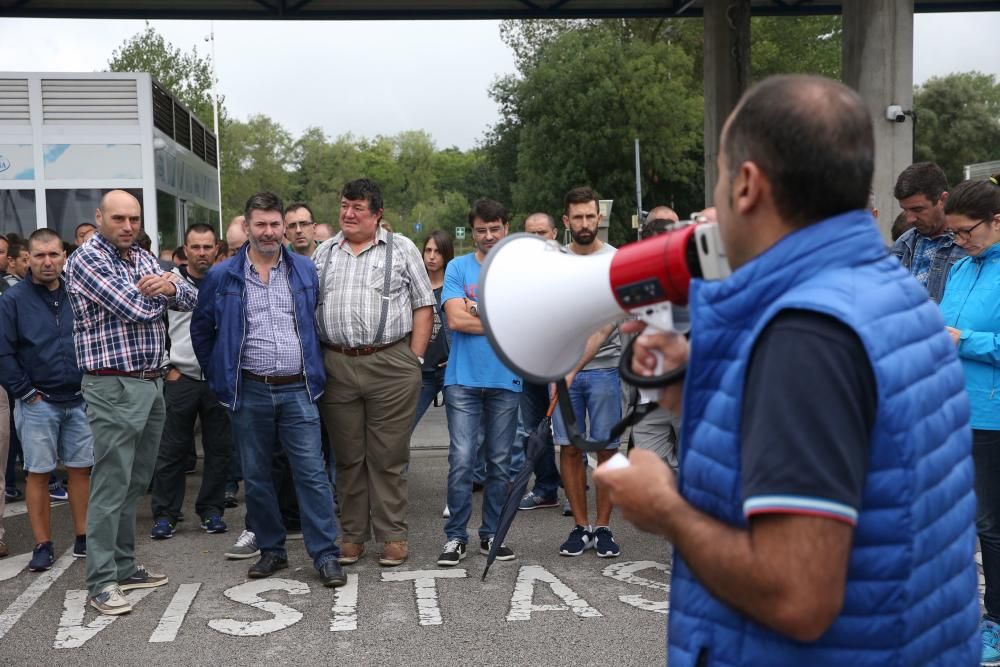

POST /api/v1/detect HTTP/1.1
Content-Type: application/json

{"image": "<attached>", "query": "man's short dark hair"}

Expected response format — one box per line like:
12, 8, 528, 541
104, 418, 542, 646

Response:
136, 230, 152, 252
244, 192, 285, 222
75, 221, 96, 234
563, 187, 600, 215
468, 199, 509, 226
185, 223, 218, 244
27, 228, 62, 252
723, 74, 874, 228
341, 179, 383, 214
7, 240, 26, 258
285, 202, 314, 218
893, 162, 949, 203
172, 246, 187, 262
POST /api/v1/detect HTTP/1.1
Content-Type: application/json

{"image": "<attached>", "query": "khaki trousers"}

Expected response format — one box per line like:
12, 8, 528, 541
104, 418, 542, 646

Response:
321, 340, 421, 543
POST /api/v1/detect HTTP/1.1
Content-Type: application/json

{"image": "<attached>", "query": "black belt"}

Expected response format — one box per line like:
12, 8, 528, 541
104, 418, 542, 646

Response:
87, 368, 165, 380
241, 370, 305, 385
322, 339, 403, 357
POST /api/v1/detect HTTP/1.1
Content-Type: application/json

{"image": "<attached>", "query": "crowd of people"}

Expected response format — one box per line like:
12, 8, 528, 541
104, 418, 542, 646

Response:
0, 72, 997, 665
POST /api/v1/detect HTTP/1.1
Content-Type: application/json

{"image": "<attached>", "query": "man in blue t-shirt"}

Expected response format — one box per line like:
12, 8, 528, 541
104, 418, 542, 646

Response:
436, 199, 523, 567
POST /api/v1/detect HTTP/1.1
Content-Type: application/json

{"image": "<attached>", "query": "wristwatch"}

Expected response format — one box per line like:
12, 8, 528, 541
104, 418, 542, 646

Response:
417, 356, 425, 365
469, 303, 480, 317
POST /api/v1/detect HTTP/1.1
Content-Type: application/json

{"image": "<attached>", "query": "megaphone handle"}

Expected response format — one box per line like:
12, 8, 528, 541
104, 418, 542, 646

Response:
638, 326, 665, 402
618, 334, 687, 389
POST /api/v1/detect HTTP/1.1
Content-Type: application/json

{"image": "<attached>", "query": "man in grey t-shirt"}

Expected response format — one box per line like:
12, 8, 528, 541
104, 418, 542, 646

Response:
552, 187, 623, 559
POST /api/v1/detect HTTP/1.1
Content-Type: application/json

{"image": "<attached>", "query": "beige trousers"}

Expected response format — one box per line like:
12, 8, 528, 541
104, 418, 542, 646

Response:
320, 340, 421, 543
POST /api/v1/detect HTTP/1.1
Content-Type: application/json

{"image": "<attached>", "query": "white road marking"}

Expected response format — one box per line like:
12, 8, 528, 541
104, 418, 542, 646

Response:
54, 588, 153, 649
0, 552, 32, 582
330, 573, 358, 632
2, 500, 67, 518
603, 560, 670, 614
208, 578, 309, 637
0, 547, 76, 640
506, 565, 602, 621
148, 583, 201, 643
381, 568, 467, 626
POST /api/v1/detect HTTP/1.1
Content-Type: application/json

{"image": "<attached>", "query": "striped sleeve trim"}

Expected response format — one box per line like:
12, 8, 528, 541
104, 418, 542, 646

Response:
743, 495, 858, 526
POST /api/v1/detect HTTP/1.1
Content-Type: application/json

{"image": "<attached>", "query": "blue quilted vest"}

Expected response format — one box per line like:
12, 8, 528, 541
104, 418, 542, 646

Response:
668, 210, 979, 667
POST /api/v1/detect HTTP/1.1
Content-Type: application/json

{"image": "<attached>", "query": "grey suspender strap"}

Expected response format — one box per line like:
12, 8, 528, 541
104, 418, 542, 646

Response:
372, 231, 394, 345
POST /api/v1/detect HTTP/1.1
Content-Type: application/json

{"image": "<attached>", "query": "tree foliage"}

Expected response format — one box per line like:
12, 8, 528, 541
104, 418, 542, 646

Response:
107, 21, 221, 127
484, 16, 844, 244
914, 72, 1000, 186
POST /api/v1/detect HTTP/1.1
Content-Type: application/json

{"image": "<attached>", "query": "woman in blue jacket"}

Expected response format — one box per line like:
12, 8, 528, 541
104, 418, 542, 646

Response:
939, 174, 1000, 666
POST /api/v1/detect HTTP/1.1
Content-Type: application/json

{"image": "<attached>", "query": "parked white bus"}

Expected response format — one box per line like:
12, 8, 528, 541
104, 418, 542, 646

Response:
0, 71, 219, 255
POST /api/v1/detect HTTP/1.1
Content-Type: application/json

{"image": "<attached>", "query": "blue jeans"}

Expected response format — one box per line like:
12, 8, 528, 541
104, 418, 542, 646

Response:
444, 385, 520, 543
518, 382, 560, 499
230, 379, 340, 569
413, 368, 445, 431
552, 368, 622, 448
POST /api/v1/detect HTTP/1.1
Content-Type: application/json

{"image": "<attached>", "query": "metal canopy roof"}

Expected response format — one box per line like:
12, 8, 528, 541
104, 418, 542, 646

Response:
1, 0, 997, 20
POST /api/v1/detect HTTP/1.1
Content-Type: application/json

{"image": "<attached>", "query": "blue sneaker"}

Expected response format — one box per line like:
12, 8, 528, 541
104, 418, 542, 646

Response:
518, 491, 559, 511
28, 541, 54, 572
559, 525, 593, 556
48, 482, 68, 502
983, 618, 1000, 666
201, 515, 228, 534
594, 527, 621, 558
150, 518, 175, 540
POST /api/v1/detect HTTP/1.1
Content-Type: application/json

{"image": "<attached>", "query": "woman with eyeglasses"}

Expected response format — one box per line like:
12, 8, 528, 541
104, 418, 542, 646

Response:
938, 174, 1000, 667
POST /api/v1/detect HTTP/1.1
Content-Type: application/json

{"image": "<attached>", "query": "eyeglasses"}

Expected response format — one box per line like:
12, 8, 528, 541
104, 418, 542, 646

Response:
472, 226, 505, 238
947, 219, 988, 242
286, 221, 315, 231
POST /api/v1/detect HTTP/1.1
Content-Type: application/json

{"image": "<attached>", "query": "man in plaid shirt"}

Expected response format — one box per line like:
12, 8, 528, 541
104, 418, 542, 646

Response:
65, 190, 197, 616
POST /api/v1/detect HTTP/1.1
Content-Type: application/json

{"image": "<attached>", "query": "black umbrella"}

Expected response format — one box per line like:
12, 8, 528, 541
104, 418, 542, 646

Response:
482, 395, 559, 580
482, 371, 672, 579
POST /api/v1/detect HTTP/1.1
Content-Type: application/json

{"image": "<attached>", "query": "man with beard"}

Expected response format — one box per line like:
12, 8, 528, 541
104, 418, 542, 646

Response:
891, 162, 965, 303
149, 224, 232, 540
437, 199, 522, 567
553, 187, 623, 559
191, 192, 345, 588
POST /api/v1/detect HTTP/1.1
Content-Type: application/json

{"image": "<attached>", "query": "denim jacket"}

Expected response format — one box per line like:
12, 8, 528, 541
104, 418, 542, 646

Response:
891, 227, 966, 303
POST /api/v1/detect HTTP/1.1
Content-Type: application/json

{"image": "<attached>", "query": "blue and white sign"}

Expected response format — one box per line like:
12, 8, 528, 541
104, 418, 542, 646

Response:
0, 145, 35, 180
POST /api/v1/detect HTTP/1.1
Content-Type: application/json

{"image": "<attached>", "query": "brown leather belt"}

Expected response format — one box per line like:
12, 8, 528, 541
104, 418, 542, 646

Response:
88, 368, 165, 380
322, 339, 401, 357
241, 371, 305, 385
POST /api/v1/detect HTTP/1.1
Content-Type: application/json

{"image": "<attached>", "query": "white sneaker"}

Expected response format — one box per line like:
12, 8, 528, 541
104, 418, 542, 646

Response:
89, 585, 132, 616
225, 530, 260, 560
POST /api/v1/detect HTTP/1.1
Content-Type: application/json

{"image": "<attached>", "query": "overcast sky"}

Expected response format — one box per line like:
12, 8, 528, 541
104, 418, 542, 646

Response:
1, 13, 997, 150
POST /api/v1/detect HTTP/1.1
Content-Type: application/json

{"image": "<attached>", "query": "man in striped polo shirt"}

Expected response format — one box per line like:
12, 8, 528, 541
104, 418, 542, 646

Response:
65, 190, 198, 616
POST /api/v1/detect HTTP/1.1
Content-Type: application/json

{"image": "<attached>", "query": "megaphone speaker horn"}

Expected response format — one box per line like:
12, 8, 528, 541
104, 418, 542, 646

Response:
479, 234, 621, 384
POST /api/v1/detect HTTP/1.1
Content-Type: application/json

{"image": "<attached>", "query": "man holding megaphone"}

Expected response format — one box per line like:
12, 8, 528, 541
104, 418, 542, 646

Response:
589, 75, 979, 665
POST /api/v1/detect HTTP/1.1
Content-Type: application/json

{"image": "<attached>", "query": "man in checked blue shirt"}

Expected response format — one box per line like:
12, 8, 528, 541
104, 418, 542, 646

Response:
191, 192, 345, 589
65, 190, 198, 616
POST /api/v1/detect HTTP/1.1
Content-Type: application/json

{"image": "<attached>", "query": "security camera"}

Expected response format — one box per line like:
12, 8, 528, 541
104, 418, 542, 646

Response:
886, 105, 906, 123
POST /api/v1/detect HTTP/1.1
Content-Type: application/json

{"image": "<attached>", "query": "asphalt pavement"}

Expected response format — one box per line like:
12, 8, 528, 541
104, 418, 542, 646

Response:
0, 403, 672, 666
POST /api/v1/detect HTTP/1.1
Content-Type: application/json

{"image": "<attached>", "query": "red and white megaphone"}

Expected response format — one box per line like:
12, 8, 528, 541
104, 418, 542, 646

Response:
478, 222, 730, 385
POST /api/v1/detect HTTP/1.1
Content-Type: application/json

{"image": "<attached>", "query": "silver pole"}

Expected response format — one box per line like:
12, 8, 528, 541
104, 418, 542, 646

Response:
634, 138, 642, 240
210, 22, 223, 228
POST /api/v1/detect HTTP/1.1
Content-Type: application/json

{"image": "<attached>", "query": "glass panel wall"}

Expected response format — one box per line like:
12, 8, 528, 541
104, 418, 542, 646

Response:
0, 189, 37, 238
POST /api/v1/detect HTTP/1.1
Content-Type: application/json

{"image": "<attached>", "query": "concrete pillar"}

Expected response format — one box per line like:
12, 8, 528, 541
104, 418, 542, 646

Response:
703, 0, 751, 206
842, 0, 914, 240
